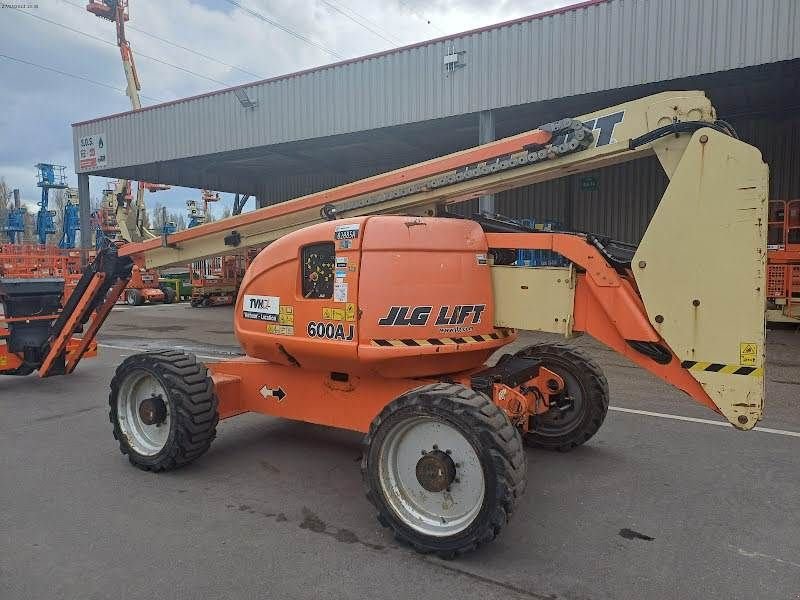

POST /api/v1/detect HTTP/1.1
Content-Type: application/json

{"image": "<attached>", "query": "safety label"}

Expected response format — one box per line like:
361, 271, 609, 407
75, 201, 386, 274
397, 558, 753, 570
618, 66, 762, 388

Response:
345, 303, 356, 321
335, 257, 348, 268
323, 307, 346, 321
243, 294, 280, 321
0, 355, 6, 367
333, 282, 348, 302
267, 324, 294, 336
278, 305, 294, 325
334, 223, 359, 240
739, 342, 758, 366
78, 132, 108, 171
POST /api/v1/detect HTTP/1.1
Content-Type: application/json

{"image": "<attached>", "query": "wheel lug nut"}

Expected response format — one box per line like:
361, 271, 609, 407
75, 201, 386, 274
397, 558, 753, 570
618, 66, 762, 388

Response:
454, 478, 460, 483
445, 449, 452, 454
432, 444, 439, 450
421, 450, 427, 455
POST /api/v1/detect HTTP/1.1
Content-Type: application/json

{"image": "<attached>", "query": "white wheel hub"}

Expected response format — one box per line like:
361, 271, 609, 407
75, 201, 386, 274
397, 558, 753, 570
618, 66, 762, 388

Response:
378, 416, 485, 537
116, 370, 171, 456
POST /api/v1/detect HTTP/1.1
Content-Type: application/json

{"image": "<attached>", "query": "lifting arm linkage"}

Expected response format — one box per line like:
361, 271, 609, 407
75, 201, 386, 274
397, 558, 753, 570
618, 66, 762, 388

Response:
485, 124, 768, 430
485, 232, 722, 415
37, 245, 133, 377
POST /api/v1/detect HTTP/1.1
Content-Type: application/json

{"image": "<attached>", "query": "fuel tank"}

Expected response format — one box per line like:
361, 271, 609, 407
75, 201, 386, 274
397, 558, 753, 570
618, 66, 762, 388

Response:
234, 216, 515, 378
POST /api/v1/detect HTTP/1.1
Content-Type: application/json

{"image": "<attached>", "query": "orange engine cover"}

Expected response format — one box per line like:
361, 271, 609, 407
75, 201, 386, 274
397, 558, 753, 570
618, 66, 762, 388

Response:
234, 216, 514, 378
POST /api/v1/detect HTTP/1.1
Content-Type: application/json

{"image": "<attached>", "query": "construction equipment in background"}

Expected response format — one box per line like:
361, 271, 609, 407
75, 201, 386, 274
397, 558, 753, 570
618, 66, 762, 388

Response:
35, 163, 67, 246
58, 188, 81, 249
92, 186, 172, 306
91, 185, 124, 249
2, 188, 25, 244
85, 0, 169, 242
188, 252, 251, 307
187, 190, 220, 228
766, 199, 800, 322
187, 190, 243, 306
0, 92, 769, 556
122, 265, 174, 305
0, 244, 86, 302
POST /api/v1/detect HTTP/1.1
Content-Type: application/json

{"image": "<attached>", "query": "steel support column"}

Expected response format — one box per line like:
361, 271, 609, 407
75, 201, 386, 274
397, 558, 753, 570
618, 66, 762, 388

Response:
78, 173, 91, 264
478, 110, 496, 214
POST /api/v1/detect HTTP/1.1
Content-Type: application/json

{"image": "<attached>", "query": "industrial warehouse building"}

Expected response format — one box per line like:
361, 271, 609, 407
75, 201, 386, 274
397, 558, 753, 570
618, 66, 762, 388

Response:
72, 0, 800, 247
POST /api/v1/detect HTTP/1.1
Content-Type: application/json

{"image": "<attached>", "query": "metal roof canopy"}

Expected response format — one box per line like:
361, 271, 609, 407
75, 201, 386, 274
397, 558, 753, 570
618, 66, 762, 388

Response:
72, 0, 800, 200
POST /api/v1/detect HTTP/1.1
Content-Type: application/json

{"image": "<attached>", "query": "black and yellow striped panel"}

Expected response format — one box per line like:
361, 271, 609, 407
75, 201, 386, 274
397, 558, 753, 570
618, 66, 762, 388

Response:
681, 361, 763, 377
371, 330, 512, 347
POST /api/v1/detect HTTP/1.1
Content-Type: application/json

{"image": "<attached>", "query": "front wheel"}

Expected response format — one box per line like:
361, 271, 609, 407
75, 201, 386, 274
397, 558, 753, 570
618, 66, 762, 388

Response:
362, 383, 525, 558
514, 343, 609, 452
109, 351, 218, 471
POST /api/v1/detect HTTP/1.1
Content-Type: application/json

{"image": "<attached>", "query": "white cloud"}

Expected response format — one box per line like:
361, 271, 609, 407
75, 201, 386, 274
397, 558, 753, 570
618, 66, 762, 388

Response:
0, 0, 569, 222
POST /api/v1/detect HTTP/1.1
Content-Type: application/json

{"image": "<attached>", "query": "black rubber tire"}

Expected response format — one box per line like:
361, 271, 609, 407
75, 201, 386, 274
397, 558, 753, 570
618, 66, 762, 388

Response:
514, 343, 609, 452
126, 289, 144, 306
161, 287, 176, 304
109, 350, 218, 472
362, 382, 526, 558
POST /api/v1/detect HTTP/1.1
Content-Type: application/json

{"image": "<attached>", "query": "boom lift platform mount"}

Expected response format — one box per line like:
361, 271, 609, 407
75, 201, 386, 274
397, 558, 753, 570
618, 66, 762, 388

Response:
0, 91, 768, 557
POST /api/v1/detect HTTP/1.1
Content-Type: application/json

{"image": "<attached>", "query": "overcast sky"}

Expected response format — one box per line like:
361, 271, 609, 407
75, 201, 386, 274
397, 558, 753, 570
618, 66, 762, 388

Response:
0, 0, 569, 219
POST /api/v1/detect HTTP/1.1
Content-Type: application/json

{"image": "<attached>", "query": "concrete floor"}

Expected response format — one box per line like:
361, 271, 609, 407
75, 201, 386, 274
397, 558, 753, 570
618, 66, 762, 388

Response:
1, 303, 798, 600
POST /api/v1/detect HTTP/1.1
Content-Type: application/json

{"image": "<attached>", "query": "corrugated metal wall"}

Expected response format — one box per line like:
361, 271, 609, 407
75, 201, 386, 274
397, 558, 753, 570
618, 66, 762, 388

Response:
72, 0, 800, 172
462, 113, 800, 244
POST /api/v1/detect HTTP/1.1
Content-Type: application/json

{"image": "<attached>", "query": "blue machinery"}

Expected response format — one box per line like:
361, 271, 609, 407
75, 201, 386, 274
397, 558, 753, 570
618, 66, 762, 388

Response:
3, 188, 25, 243
28, 163, 81, 248
59, 189, 81, 249
514, 219, 570, 267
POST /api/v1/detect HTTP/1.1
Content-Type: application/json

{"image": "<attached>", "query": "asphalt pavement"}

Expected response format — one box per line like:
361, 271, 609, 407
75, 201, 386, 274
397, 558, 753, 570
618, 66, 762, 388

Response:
1, 303, 798, 600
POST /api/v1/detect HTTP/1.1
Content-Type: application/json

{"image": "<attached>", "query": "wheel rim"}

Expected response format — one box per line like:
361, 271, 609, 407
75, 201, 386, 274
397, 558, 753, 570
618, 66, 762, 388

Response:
116, 369, 171, 456
378, 416, 485, 537
534, 364, 585, 436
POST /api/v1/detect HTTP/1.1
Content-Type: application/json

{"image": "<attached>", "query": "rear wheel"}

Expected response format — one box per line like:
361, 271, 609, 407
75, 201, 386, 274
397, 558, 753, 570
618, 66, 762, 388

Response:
514, 343, 609, 452
109, 351, 218, 471
161, 286, 176, 304
362, 382, 525, 558
126, 289, 144, 306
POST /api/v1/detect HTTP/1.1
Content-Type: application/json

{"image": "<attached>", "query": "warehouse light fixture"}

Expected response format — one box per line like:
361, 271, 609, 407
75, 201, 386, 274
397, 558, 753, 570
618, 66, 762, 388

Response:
234, 87, 258, 109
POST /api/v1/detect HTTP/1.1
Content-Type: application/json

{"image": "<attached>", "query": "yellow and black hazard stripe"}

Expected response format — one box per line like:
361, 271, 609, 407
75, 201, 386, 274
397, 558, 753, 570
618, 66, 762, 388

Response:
681, 361, 763, 377
371, 329, 512, 347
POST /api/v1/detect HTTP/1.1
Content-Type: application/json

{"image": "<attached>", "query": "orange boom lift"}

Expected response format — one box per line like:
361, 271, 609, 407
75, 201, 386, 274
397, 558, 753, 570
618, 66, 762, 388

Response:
0, 92, 768, 556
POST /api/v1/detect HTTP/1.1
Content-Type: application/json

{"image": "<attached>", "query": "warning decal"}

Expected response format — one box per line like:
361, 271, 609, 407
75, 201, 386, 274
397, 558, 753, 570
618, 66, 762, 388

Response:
739, 342, 758, 366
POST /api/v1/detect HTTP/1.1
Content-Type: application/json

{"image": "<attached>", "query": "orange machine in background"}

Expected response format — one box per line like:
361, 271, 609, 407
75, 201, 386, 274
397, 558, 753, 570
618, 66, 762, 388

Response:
767, 200, 800, 322
122, 266, 174, 305
189, 248, 260, 307
0, 244, 87, 301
